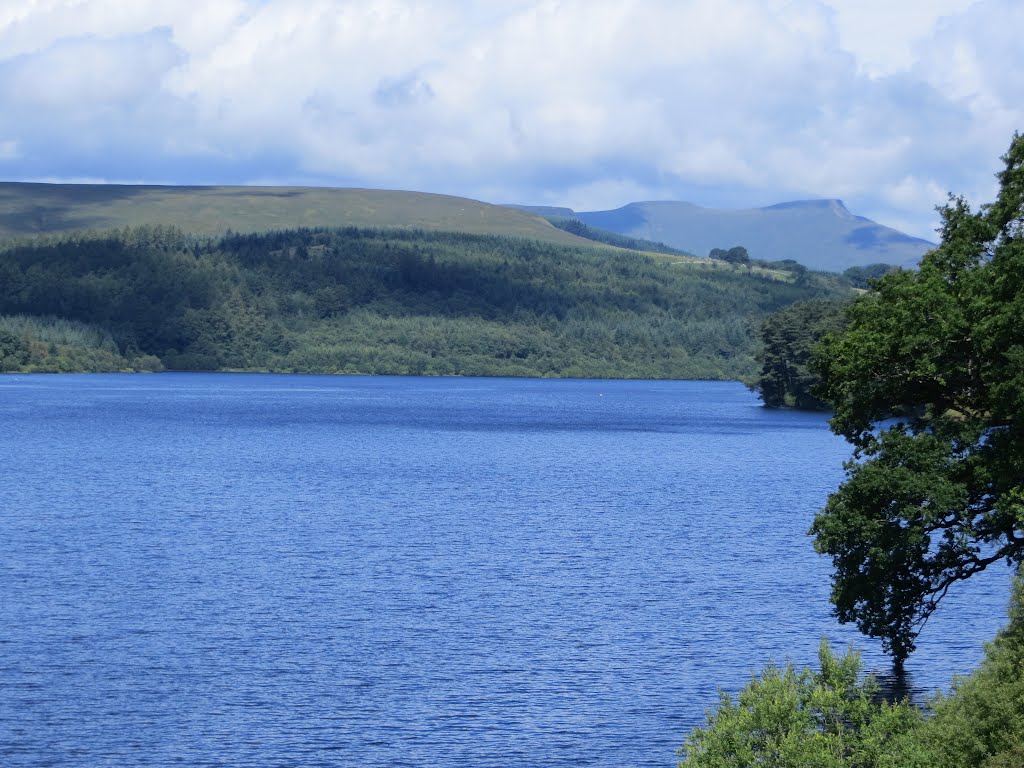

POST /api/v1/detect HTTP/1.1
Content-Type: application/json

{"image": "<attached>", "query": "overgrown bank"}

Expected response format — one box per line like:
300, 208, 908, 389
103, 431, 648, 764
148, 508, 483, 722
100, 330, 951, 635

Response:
680, 570, 1024, 767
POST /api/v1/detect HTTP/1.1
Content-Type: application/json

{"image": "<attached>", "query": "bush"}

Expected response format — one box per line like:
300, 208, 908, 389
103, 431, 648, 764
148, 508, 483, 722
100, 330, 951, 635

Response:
679, 641, 921, 767
894, 569, 1024, 768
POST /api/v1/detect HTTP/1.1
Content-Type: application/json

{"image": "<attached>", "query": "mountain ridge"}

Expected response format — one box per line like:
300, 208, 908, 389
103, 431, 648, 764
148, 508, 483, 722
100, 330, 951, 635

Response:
511, 198, 935, 272
0, 180, 934, 273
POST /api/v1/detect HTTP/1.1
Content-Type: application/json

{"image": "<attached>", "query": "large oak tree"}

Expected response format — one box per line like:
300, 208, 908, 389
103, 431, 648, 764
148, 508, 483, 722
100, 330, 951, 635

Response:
811, 134, 1024, 666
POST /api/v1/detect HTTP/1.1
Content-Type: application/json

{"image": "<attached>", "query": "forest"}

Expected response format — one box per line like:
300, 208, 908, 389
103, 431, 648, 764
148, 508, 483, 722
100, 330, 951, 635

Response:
0, 226, 848, 378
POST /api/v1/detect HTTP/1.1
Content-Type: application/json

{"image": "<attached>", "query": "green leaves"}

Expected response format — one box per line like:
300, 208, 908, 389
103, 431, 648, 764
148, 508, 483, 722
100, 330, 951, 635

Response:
679, 572, 1024, 767
811, 429, 972, 661
755, 300, 847, 410
679, 641, 921, 768
810, 134, 1024, 664
892, 570, 1024, 768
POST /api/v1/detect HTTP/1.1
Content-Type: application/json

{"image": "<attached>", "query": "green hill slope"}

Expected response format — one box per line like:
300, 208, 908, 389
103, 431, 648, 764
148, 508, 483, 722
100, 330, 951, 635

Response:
0, 182, 592, 247
0, 226, 852, 378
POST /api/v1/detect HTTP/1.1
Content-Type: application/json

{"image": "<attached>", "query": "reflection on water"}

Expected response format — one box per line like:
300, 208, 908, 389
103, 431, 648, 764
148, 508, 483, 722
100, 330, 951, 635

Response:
874, 668, 916, 704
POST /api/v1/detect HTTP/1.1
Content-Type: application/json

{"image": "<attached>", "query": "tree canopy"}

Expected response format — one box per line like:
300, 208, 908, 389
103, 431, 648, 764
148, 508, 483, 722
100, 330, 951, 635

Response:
810, 134, 1024, 665
710, 246, 751, 265
898, 568, 1024, 767
841, 263, 901, 290
754, 299, 847, 409
0, 226, 846, 377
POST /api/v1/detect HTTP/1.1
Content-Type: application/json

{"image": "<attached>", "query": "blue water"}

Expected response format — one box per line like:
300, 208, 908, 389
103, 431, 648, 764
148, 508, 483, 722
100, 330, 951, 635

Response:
0, 374, 1011, 767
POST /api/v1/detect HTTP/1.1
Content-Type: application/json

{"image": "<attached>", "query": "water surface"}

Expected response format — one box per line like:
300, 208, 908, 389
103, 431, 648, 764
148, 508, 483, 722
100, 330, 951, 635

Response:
0, 374, 1011, 767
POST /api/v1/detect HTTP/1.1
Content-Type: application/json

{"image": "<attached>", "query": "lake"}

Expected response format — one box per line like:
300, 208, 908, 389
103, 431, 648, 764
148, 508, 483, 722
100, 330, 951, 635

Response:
0, 374, 1011, 767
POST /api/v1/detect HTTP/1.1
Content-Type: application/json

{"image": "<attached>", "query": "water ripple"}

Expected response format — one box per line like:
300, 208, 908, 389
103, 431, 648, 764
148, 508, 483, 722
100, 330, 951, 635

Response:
0, 374, 1012, 767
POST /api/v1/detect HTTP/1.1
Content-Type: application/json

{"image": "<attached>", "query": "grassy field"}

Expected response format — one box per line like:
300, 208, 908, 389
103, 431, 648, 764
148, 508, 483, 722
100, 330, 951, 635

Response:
0, 182, 598, 246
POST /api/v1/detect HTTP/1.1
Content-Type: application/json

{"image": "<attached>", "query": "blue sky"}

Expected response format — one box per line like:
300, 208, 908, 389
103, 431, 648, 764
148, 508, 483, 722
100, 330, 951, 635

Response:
0, 0, 1020, 240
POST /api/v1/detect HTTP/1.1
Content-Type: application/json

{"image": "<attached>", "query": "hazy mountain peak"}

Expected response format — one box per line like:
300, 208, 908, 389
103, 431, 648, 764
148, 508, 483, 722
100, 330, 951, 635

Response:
628, 200, 704, 210
763, 198, 850, 216
568, 198, 932, 272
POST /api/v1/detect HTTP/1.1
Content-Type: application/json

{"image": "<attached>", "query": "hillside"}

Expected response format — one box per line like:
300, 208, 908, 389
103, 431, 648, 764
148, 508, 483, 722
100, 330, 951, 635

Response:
0, 182, 593, 248
0, 226, 852, 378
517, 199, 935, 272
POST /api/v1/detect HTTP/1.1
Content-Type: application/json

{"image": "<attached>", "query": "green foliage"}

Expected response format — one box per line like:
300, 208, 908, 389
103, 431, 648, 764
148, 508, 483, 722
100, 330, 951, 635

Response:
549, 217, 694, 257
810, 134, 1024, 664
841, 263, 900, 290
0, 312, 119, 350
679, 574, 1024, 768
0, 314, 146, 372
754, 300, 848, 409
0, 326, 29, 370
759, 259, 809, 277
0, 225, 849, 377
679, 641, 921, 768
710, 246, 751, 265
891, 568, 1024, 767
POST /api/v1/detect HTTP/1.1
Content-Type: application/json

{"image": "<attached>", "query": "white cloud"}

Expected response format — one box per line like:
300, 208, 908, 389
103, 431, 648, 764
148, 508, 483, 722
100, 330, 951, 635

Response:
4, 32, 181, 110
0, 139, 18, 160
826, 0, 976, 76
0, 0, 1020, 240
0, 1, 250, 59
880, 176, 950, 211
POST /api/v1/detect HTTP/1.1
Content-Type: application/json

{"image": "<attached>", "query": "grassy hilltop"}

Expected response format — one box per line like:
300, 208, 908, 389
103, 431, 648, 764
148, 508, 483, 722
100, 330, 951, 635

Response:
0, 182, 594, 246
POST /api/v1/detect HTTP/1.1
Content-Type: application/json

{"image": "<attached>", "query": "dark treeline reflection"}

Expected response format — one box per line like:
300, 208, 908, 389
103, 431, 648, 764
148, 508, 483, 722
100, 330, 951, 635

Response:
873, 668, 915, 705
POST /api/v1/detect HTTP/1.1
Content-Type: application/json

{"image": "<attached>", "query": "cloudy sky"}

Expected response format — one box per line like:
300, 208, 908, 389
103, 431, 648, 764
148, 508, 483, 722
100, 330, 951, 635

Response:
0, 0, 1020, 239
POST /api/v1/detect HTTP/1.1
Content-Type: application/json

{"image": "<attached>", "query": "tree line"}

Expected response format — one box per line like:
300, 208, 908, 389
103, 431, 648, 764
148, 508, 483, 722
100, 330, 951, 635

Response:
0, 225, 848, 378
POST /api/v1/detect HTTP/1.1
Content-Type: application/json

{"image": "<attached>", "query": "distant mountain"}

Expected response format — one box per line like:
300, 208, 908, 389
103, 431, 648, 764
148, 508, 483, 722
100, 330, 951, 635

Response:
0, 183, 933, 273
502, 204, 693, 256
0, 183, 590, 248
515, 199, 935, 272
506, 204, 577, 219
